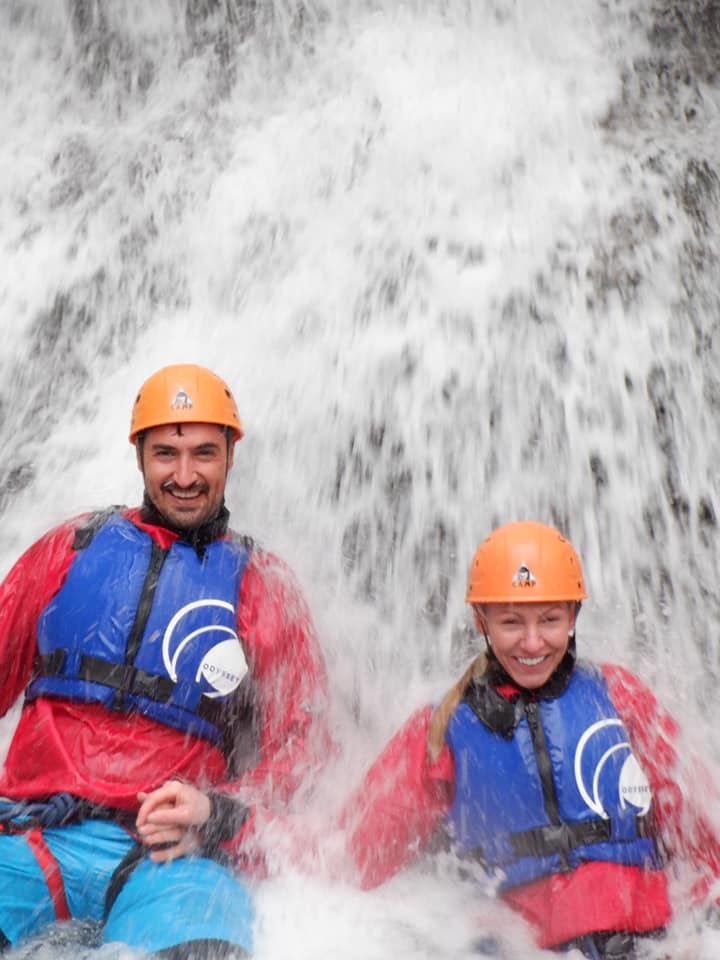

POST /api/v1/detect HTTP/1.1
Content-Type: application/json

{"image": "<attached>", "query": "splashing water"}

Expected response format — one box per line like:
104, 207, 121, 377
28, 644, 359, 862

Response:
1, 0, 720, 957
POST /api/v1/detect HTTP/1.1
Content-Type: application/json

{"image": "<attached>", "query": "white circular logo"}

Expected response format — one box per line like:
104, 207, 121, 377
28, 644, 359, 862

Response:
198, 638, 249, 696
162, 599, 248, 697
574, 718, 652, 817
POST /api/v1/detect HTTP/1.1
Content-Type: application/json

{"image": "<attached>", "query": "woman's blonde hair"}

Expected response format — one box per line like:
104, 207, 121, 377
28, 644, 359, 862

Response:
426, 653, 488, 762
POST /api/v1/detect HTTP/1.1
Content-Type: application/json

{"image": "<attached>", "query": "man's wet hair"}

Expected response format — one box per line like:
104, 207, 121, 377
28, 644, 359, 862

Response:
136, 425, 234, 463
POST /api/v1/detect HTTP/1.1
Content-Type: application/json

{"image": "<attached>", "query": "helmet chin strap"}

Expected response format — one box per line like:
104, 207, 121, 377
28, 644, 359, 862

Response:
569, 599, 582, 640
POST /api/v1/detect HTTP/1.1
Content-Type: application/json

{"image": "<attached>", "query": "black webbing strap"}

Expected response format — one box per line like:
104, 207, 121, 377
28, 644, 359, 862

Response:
636, 815, 653, 839
38, 650, 67, 675
510, 817, 612, 859
113, 540, 167, 710
78, 654, 225, 728
34, 652, 225, 731
103, 842, 146, 921
467, 813, 653, 865
71, 507, 124, 551
79, 655, 175, 702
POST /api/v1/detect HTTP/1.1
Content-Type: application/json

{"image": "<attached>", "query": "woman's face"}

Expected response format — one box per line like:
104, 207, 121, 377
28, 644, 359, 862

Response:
475, 601, 575, 689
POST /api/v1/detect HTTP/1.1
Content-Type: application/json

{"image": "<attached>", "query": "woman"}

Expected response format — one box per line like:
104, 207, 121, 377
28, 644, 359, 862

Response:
337, 521, 720, 959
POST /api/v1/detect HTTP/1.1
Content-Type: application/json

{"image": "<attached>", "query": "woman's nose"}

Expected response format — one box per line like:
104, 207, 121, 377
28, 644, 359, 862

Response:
521, 623, 544, 650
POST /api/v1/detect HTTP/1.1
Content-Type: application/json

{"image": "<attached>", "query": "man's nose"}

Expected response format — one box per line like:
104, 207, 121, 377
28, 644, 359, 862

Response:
173, 455, 197, 487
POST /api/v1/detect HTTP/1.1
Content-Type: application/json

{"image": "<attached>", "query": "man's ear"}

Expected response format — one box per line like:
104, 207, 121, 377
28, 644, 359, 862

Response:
135, 444, 144, 473
226, 439, 236, 472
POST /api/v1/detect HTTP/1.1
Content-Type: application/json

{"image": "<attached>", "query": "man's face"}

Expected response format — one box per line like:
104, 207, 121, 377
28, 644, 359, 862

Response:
138, 422, 234, 530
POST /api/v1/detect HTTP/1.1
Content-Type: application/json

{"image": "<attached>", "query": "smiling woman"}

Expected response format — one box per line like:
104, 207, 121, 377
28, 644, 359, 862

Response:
336, 520, 720, 960
467, 522, 585, 690
475, 602, 575, 689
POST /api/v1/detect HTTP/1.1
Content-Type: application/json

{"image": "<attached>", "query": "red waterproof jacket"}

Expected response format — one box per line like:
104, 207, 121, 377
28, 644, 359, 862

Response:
338, 664, 720, 948
0, 507, 332, 865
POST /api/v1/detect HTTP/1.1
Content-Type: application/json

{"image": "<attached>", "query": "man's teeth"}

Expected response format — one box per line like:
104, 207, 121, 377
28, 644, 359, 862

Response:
518, 656, 545, 666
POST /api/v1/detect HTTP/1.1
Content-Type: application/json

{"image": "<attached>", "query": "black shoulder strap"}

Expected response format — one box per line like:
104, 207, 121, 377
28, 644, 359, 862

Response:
72, 506, 125, 551
229, 531, 256, 553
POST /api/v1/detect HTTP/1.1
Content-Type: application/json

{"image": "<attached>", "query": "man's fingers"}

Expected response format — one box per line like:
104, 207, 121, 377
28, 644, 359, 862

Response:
146, 830, 202, 862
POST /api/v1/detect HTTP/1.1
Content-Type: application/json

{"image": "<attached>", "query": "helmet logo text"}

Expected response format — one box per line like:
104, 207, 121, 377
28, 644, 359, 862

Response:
512, 563, 536, 588
170, 389, 193, 411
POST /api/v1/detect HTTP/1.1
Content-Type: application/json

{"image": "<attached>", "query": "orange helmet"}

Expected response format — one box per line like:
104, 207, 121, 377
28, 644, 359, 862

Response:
129, 363, 243, 443
465, 521, 586, 604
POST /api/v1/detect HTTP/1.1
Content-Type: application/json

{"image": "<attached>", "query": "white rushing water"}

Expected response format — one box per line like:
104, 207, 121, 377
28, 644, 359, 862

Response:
1, 0, 720, 957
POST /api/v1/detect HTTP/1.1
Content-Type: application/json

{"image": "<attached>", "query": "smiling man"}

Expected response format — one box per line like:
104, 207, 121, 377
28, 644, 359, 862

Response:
132, 367, 238, 533
0, 364, 331, 960
141, 423, 232, 529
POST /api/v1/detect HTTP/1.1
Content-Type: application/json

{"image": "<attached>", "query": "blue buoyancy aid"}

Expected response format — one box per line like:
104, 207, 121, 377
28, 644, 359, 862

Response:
27, 512, 251, 745
445, 662, 662, 891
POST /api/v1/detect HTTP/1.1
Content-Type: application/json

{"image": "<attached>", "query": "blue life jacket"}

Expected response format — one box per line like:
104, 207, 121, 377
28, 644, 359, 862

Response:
27, 512, 251, 745
445, 662, 662, 891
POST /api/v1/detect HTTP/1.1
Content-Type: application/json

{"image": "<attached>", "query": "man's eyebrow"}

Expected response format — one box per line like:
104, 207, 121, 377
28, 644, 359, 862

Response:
148, 440, 223, 455
149, 442, 178, 452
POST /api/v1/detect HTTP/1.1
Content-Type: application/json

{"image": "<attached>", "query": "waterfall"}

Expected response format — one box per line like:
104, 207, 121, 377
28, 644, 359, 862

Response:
1, 0, 719, 956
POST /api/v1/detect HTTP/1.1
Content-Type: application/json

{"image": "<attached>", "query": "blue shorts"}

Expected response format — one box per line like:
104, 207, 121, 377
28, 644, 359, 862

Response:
0, 820, 254, 954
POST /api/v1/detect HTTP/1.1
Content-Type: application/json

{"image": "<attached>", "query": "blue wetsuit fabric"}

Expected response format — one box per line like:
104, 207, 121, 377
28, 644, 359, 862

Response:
0, 815, 254, 953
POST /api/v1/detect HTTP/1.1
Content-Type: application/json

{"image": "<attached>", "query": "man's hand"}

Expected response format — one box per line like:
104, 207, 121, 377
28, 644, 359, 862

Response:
136, 780, 212, 862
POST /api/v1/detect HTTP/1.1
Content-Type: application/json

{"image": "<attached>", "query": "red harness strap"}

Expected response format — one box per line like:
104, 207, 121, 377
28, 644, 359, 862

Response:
25, 829, 71, 922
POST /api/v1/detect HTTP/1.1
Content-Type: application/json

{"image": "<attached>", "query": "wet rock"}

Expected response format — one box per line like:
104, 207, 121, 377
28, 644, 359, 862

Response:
678, 158, 720, 235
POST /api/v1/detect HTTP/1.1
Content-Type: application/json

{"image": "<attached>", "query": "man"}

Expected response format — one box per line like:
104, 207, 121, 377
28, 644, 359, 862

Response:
0, 364, 331, 958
